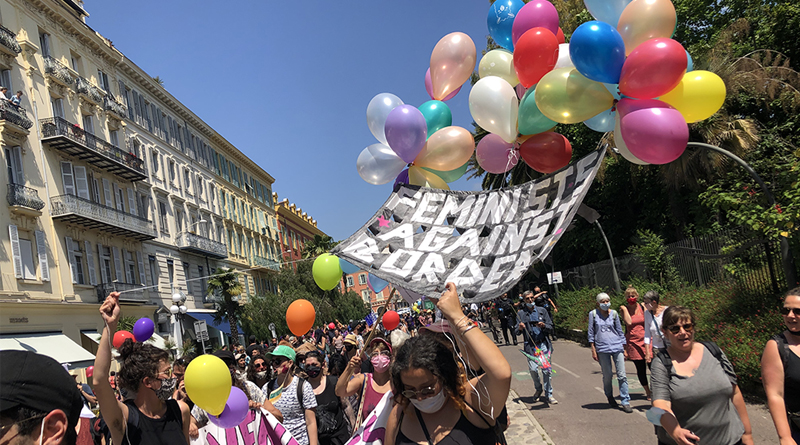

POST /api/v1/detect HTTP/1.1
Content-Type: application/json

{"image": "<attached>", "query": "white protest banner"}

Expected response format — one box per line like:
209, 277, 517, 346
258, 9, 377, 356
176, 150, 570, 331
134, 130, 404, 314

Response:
333, 148, 605, 302
190, 408, 300, 445
346, 391, 393, 445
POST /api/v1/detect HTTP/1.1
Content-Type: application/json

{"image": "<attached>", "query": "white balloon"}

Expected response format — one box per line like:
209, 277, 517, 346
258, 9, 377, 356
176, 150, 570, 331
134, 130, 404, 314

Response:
366, 93, 404, 146
469, 76, 519, 143
554, 43, 574, 70
357, 143, 408, 185
614, 113, 648, 165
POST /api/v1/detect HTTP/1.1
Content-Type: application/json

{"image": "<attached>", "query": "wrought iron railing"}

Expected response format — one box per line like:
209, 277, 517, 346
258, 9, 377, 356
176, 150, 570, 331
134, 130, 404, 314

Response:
50, 194, 157, 237
76, 76, 103, 104
176, 232, 228, 258
40, 116, 145, 174
0, 25, 21, 55
104, 95, 127, 118
7, 183, 45, 211
253, 255, 280, 270
0, 100, 33, 129
96, 282, 147, 302
43, 56, 74, 86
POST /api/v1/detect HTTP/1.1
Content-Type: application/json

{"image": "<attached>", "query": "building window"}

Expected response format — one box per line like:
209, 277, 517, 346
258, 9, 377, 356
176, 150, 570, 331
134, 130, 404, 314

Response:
158, 201, 169, 234
97, 69, 110, 91
70, 52, 82, 74
109, 129, 119, 147
168, 160, 175, 183
376, 291, 383, 300
1, 70, 12, 93
361, 289, 370, 303
346, 276, 354, 287
39, 31, 50, 58
18, 235, 36, 280
175, 210, 184, 233
67, 238, 85, 284
358, 274, 367, 285
199, 266, 206, 296
167, 259, 174, 292
182, 262, 190, 291
184, 169, 191, 192
151, 150, 159, 173
51, 97, 64, 118
5, 146, 23, 184
125, 250, 136, 283
101, 246, 113, 284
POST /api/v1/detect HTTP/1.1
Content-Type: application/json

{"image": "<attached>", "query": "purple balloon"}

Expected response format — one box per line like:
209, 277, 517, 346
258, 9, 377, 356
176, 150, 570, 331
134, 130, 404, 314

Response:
425, 68, 461, 101
208, 387, 249, 429
394, 168, 409, 189
384, 105, 428, 164
512, 0, 560, 45
515, 83, 527, 100
132, 317, 155, 342
476, 134, 519, 174
620, 107, 689, 165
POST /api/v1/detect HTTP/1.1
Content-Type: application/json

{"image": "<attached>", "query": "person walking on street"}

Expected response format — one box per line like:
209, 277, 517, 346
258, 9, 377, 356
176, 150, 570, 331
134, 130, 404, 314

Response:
620, 285, 651, 400
517, 290, 557, 405
534, 286, 558, 341
644, 290, 669, 367
588, 292, 632, 413
496, 293, 518, 346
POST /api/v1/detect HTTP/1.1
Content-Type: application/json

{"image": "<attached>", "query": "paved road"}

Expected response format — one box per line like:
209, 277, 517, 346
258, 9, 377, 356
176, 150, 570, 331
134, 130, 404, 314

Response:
493, 333, 779, 445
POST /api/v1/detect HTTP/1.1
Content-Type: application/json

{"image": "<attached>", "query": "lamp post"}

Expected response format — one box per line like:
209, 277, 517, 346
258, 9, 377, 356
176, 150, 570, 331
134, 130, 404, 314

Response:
577, 204, 622, 294
170, 289, 188, 358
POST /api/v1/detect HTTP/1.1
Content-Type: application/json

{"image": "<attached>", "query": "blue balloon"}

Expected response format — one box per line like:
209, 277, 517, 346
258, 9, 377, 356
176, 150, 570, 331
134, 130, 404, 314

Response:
583, 107, 616, 132
583, 0, 633, 27
339, 259, 360, 275
367, 274, 389, 293
685, 50, 694, 72
487, 0, 525, 51
570, 21, 626, 84
603, 83, 621, 100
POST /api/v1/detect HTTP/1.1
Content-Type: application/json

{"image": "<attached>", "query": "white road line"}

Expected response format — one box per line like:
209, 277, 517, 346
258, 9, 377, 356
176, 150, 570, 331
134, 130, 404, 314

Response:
552, 362, 580, 378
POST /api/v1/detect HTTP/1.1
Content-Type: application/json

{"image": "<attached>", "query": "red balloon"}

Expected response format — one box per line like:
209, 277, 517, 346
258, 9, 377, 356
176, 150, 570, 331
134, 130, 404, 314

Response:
519, 132, 573, 173
328, 322, 336, 330
513, 28, 559, 88
382, 311, 400, 331
112, 330, 135, 349
556, 28, 565, 44
619, 38, 687, 99
86, 366, 94, 378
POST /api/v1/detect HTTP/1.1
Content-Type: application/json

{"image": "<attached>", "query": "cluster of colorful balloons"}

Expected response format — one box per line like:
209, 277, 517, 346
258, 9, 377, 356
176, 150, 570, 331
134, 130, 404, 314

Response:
478, 0, 725, 169
111, 317, 155, 349
357, 32, 478, 190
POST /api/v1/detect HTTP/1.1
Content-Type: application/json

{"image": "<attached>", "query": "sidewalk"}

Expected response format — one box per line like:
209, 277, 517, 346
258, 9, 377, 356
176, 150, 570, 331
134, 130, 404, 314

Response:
504, 389, 556, 445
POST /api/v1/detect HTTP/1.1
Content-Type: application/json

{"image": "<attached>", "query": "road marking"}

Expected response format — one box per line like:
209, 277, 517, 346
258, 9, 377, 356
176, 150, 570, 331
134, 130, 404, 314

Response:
552, 362, 580, 378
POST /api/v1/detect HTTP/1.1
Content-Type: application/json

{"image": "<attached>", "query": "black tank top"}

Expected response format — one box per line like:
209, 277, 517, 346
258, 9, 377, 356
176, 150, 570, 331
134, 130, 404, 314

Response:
123, 399, 185, 445
777, 334, 800, 412
396, 406, 500, 445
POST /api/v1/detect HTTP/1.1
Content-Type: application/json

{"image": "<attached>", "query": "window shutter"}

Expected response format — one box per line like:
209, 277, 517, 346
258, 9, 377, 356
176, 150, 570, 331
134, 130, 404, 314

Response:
85, 240, 97, 285
73, 166, 89, 200
97, 243, 108, 284
127, 188, 137, 216
136, 251, 147, 286
65, 236, 78, 283
12, 146, 23, 184
60, 162, 75, 195
102, 179, 113, 207
35, 230, 49, 282
113, 184, 124, 211
9, 225, 23, 278
112, 246, 124, 282
122, 249, 133, 283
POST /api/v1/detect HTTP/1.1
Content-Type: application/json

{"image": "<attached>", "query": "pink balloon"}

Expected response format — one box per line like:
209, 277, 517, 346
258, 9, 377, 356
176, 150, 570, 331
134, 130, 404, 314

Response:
620, 107, 688, 164
425, 68, 460, 101
515, 83, 527, 100
616, 98, 675, 117
619, 38, 687, 99
512, 0, 560, 46
476, 134, 519, 174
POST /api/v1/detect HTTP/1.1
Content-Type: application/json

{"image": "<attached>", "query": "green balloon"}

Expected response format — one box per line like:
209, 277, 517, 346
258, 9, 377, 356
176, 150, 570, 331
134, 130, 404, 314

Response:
418, 100, 452, 139
423, 162, 468, 183
312, 253, 342, 291
518, 88, 557, 135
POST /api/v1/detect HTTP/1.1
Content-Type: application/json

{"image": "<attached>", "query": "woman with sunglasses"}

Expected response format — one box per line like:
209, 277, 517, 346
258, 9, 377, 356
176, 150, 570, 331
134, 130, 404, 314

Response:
387, 282, 511, 445
335, 337, 393, 428
304, 350, 351, 445
263, 345, 318, 445
761, 287, 800, 444
651, 306, 752, 445
247, 356, 271, 389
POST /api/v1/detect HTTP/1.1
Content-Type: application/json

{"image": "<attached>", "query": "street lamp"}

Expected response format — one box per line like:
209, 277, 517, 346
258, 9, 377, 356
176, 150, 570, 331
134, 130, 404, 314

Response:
577, 204, 622, 294
170, 289, 188, 358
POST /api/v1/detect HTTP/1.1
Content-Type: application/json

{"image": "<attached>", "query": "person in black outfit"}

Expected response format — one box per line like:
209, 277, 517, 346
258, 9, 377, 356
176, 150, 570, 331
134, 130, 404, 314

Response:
496, 293, 518, 345
304, 350, 350, 445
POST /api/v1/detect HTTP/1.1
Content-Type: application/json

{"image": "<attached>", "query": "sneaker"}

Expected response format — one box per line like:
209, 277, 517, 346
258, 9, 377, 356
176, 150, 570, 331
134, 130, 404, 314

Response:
547, 397, 558, 405
607, 397, 619, 408
533, 389, 543, 401
622, 404, 633, 413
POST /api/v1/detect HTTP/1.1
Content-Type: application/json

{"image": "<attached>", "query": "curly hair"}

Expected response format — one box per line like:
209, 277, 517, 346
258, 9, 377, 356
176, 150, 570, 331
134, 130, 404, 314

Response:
116, 338, 169, 392
390, 335, 467, 409
246, 356, 270, 387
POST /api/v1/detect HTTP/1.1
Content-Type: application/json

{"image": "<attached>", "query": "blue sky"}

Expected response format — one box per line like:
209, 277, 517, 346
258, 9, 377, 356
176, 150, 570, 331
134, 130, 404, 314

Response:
85, 1, 491, 240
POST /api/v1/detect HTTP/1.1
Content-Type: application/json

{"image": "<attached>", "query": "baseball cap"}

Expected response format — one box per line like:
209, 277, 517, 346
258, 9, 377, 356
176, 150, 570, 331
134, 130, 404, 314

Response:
212, 349, 236, 366
0, 351, 83, 428
266, 345, 296, 362
369, 337, 392, 354
343, 334, 358, 346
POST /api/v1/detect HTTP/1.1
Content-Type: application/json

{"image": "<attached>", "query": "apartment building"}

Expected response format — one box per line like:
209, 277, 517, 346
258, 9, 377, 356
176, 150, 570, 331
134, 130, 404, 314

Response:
0, 0, 280, 363
273, 193, 326, 269
341, 270, 411, 312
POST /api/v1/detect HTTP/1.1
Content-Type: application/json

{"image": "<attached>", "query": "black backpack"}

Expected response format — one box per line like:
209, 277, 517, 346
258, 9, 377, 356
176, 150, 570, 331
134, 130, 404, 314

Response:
656, 341, 726, 373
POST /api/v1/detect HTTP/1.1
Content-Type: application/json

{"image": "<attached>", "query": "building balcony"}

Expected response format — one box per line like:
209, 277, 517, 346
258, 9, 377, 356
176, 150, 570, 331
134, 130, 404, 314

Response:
7, 183, 45, 216
50, 194, 156, 240
76, 76, 104, 105
0, 100, 33, 131
40, 116, 146, 182
252, 255, 280, 271
104, 95, 127, 119
43, 56, 74, 87
96, 282, 147, 303
0, 25, 22, 56
176, 232, 228, 259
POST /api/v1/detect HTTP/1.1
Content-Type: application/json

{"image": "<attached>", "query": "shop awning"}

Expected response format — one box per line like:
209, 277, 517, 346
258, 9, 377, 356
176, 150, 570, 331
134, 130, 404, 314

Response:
186, 311, 232, 335
0, 332, 95, 369
82, 331, 169, 351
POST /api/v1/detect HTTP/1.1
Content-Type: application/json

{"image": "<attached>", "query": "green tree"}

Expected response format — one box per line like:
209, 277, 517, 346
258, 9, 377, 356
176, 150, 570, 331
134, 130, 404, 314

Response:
207, 268, 243, 345
301, 234, 338, 259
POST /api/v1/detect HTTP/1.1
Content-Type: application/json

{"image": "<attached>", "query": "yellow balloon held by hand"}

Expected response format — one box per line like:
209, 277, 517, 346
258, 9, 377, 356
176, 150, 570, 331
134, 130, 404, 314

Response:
534, 68, 615, 124
184, 355, 232, 416
659, 70, 726, 123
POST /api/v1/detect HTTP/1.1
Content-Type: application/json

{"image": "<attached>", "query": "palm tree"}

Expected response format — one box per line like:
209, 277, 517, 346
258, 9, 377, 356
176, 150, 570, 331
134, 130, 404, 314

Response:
301, 234, 338, 259
207, 268, 243, 346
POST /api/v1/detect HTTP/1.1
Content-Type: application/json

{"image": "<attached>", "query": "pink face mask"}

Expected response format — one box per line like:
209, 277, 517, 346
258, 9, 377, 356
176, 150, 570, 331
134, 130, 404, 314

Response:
371, 355, 391, 373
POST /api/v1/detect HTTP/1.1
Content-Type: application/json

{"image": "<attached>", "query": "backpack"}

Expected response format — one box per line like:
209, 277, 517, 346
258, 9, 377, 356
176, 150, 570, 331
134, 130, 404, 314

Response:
589, 309, 622, 338
656, 341, 726, 373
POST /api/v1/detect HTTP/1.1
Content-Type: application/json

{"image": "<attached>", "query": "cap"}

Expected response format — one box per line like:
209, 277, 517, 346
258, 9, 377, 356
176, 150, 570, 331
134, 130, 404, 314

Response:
0, 351, 83, 428
266, 345, 296, 362
369, 337, 392, 354
212, 349, 236, 366
343, 334, 358, 346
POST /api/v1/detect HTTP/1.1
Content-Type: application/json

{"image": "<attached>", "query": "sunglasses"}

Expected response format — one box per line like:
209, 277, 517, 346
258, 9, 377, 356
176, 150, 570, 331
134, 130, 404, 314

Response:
370, 350, 391, 358
253, 362, 267, 370
780, 307, 800, 316
345, 344, 355, 351
401, 384, 438, 400
271, 357, 288, 368
667, 323, 695, 334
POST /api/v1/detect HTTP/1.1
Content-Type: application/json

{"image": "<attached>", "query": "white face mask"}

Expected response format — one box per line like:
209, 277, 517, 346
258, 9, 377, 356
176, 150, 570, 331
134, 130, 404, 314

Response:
410, 388, 447, 413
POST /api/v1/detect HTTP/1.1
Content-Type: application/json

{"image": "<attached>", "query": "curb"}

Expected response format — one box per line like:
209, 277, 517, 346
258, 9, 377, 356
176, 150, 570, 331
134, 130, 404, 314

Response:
508, 389, 556, 445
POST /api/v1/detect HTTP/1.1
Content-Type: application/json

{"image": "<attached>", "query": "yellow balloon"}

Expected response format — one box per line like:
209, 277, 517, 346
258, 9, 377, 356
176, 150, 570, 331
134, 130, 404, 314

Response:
414, 126, 475, 171
534, 68, 615, 124
184, 354, 232, 416
478, 49, 519, 86
617, 0, 676, 55
659, 70, 726, 123
408, 166, 450, 190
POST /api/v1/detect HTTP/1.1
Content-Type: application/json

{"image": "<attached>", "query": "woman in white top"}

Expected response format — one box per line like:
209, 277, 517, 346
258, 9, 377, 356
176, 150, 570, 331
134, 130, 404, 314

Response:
643, 290, 669, 366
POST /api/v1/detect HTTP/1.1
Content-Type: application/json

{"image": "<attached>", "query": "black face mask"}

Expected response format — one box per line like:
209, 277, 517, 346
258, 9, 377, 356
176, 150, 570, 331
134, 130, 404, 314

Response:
305, 365, 322, 378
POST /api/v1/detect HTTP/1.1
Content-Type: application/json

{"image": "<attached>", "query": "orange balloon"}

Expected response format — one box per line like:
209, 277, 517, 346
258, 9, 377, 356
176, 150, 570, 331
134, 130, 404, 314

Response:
430, 32, 476, 101
286, 299, 316, 336
617, 0, 676, 55
414, 126, 475, 171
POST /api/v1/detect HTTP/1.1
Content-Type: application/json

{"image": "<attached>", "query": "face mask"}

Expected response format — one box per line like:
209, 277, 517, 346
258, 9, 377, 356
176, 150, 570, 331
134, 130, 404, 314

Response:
256, 371, 268, 379
305, 365, 322, 378
410, 388, 447, 413
155, 377, 177, 401
599, 303, 611, 311
371, 355, 391, 373
627, 297, 638, 304
525, 302, 535, 310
